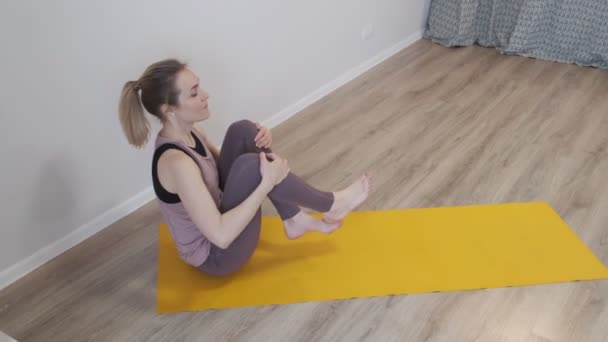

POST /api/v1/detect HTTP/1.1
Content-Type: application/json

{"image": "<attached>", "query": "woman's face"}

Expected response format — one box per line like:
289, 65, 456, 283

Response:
172, 68, 210, 122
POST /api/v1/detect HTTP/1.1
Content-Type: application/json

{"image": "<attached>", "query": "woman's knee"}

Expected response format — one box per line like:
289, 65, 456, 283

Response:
227, 119, 257, 139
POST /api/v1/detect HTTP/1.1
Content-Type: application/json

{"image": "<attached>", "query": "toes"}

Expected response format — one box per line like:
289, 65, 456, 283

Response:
363, 174, 372, 192
320, 219, 342, 233
322, 216, 342, 225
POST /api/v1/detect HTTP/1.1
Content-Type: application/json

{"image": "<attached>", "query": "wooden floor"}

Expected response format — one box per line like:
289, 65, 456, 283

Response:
2, 39, 608, 341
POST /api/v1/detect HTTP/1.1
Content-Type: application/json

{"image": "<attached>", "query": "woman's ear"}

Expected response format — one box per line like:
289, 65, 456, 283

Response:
160, 104, 176, 121
159, 103, 169, 117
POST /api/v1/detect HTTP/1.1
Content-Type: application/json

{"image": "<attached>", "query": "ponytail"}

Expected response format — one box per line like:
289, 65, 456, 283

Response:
119, 80, 150, 148
118, 59, 187, 148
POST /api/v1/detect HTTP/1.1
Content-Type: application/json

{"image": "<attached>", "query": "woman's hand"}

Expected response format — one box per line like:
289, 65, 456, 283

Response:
254, 122, 272, 149
259, 152, 290, 190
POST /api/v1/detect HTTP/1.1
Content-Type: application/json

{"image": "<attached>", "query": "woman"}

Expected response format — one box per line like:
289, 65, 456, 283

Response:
118, 59, 371, 276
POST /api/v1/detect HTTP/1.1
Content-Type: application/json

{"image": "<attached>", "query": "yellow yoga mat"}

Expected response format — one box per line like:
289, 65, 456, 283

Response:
156, 202, 608, 313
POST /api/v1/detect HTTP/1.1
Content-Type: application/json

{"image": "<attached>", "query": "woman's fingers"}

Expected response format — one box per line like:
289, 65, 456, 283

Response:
256, 133, 272, 148
254, 126, 273, 148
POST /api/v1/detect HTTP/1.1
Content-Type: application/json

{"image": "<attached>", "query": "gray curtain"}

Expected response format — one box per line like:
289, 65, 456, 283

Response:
423, 0, 608, 69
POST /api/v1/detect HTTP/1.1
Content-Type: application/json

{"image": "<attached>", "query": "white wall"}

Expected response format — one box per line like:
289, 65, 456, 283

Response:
0, 0, 430, 289
0, 331, 17, 342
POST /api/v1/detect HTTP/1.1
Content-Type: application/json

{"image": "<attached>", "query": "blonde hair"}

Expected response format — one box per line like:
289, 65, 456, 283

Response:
118, 59, 187, 147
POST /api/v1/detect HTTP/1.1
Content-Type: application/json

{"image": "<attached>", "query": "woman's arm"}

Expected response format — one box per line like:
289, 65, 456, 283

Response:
160, 150, 271, 249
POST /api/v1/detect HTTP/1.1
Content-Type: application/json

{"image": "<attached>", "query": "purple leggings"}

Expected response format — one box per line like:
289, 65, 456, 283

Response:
199, 120, 334, 276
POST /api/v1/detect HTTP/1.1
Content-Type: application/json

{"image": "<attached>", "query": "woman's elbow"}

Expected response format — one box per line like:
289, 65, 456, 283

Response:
202, 230, 229, 250
208, 228, 233, 250
198, 217, 231, 249
215, 237, 231, 250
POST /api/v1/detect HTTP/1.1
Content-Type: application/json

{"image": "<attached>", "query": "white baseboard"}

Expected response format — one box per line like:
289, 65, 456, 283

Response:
263, 29, 423, 128
0, 29, 423, 292
0, 187, 155, 291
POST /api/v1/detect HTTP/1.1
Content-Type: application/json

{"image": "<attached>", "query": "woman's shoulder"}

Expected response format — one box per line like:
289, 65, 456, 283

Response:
155, 143, 198, 174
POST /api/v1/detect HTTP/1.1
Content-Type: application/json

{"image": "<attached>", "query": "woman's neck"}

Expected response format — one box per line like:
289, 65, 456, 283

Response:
160, 119, 195, 147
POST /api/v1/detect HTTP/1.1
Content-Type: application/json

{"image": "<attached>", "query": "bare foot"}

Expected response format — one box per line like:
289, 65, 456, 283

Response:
323, 174, 371, 223
284, 211, 343, 240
